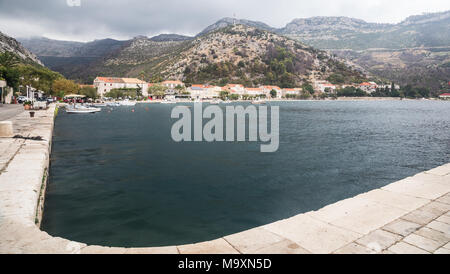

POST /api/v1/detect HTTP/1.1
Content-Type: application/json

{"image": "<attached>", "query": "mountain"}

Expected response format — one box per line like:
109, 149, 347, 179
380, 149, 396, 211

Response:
280, 11, 450, 91
0, 31, 43, 65
197, 17, 276, 36
24, 24, 365, 87
149, 34, 193, 42
135, 25, 366, 87
17, 37, 130, 82
280, 11, 450, 50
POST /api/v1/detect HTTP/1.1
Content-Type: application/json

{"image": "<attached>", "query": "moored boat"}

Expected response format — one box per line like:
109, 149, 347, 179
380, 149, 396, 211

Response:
65, 105, 101, 114
120, 99, 137, 106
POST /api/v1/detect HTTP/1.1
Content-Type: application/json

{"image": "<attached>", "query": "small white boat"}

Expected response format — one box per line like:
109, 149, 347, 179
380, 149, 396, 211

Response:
106, 102, 121, 107
66, 105, 101, 114
161, 99, 176, 104
251, 99, 266, 105
120, 99, 137, 106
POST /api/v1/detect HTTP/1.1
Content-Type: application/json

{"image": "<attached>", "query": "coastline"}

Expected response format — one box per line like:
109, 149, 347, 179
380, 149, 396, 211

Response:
0, 104, 448, 254
135, 97, 444, 104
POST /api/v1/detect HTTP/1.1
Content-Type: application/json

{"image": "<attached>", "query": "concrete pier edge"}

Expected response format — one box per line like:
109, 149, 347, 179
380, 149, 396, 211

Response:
0, 104, 449, 254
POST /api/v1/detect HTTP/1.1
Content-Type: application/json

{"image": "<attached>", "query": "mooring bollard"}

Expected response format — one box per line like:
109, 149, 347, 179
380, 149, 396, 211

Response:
0, 121, 14, 137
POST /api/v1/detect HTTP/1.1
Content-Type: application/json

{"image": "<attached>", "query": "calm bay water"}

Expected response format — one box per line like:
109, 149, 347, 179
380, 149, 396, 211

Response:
42, 101, 450, 247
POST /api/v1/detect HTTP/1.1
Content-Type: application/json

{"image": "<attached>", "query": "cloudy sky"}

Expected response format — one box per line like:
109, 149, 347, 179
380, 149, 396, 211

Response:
0, 0, 449, 42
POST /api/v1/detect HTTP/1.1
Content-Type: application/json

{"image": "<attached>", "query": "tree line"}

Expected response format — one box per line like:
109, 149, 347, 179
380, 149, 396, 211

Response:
0, 52, 98, 100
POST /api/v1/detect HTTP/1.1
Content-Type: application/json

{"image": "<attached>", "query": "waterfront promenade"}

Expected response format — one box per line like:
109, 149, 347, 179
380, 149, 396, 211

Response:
0, 104, 449, 254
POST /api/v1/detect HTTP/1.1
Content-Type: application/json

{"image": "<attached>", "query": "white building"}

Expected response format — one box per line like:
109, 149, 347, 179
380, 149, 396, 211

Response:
161, 80, 185, 89
224, 84, 246, 95
282, 88, 302, 97
0, 80, 13, 104
260, 85, 282, 99
245, 87, 265, 97
188, 85, 221, 100
317, 83, 337, 93
94, 77, 148, 98
358, 82, 378, 93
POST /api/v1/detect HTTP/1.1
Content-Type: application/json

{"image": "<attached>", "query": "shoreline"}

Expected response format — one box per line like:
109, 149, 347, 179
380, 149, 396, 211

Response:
130, 97, 445, 104
0, 104, 449, 254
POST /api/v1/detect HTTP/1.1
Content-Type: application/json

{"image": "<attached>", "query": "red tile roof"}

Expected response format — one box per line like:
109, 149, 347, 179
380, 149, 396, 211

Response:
162, 80, 184, 85
262, 85, 281, 90
95, 77, 125, 83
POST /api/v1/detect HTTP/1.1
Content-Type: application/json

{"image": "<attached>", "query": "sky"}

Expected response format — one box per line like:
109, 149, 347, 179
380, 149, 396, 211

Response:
0, 0, 449, 42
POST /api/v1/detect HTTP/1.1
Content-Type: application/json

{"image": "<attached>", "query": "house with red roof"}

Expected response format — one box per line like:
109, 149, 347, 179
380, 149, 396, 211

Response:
317, 83, 337, 93
439, 93, 450, 99
94, 77, 148, 98
282, 88, 302, 97
260, 85, 282, 98
245, 87, 265, 96
358, 82, 378, 93
161, 80, 185, 89
224, 84, 246, 95
187, 84, 221, 100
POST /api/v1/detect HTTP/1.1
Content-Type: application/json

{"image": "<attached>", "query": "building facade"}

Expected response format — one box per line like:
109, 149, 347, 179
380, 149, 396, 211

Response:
94, 77, 148, 98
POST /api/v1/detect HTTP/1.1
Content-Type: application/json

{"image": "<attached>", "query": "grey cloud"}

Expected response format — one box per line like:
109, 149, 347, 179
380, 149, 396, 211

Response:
0, 0, 449, 41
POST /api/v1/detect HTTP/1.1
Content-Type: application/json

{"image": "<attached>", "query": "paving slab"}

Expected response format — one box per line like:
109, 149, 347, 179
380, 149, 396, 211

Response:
425, 164, 450, 176
436, 215, 450, 225
382, 219, 422, 237
401, 209, 440, 226
358, 189, 429, 211
333, 243, 373, 254
356, 229, 402, 251
436, 194, 450, 205
388, 242, 430, 254
426, 221, 450, 235
419, 201, 450, 217
433, 247, 450, 254
81, 245, 127, 254
224, 228, 286, 253
264, 214, 361, 254
325, 201, 407, 235
403, 234, 442, 252
177, 238, 240, 254
414, 227, 450, 245
382, 177, 450, 200
124, 246, 179, 254
251, 239, 310, 254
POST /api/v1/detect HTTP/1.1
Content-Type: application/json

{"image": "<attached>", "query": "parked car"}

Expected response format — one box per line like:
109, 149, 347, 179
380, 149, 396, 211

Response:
17, 96, 28, 104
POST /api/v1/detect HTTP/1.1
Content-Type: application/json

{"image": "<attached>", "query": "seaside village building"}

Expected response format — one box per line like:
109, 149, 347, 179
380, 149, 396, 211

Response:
0, 80, 13, 104
94, 77, 305, 100
282, 88, 302, 97
161, 80, 185, 90
224, 84, 246, 96
358, 82, 378, 94
188, 85, 222, 100
94, 77, 149, 98
260, 85, 283, 98
245, 87, 265, 97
